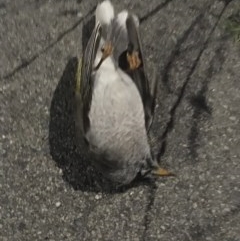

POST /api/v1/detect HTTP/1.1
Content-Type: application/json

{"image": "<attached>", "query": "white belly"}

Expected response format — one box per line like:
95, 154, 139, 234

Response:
87, 57, 149, 159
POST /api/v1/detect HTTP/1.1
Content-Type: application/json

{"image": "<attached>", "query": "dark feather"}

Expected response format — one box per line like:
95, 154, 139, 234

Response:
79, 23, 102, 134
125, 15, 157, 131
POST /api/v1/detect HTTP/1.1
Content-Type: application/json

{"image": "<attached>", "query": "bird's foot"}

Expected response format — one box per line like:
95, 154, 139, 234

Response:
152, 167, 175, 177
127, 51, 141, 70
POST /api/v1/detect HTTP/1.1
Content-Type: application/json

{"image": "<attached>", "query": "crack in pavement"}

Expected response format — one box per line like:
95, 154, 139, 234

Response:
188, 44, 225, 162
2, 7, 95, 80
1, 0, 50, 16
141, 182, 157, 241
157, 1, 231, 161
142, 1, 234, 240
3, 0, 173, 80
161, 9, 209, 93
1, 0, 237, 240
140, 0, 174, 23
188, 84, 212, 161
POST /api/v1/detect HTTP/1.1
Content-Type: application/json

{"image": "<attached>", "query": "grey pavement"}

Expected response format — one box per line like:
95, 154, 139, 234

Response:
1, 0, 240, 240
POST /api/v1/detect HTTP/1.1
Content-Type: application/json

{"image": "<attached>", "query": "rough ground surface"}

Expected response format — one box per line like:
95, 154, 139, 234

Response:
1, 0, 240, 240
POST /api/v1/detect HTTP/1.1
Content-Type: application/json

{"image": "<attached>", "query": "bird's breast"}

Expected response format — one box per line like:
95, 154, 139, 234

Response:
87, 65, 149, 157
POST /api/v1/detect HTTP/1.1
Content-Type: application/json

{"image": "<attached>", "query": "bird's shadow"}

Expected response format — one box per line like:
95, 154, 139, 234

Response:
48, 17, 153, 194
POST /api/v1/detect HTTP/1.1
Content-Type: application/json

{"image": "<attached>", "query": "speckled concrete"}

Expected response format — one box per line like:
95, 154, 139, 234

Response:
1, 0, 240, 240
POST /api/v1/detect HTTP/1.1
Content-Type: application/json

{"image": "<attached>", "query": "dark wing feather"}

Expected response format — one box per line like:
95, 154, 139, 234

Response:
75, 23, 102, 138
125, 15, 157, 132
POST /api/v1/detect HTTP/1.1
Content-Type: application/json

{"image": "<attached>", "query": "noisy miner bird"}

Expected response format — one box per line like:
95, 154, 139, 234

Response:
75, 0, 173, 185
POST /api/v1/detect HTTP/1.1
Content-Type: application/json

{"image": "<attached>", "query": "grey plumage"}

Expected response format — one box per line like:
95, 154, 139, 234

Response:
75, 1, 172, 185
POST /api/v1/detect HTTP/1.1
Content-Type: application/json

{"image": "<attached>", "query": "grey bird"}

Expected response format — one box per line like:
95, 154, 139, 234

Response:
75, 0, 173, 185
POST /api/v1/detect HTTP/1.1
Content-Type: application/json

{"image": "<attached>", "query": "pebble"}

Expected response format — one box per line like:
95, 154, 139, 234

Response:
160, 225, 166, 231
223, 207, 231, 213
227, 127, 233, 133
95, 194, 102, 200
130, 191, 134, 196
77, 12, 83, 18
55, 201, 61, 208
223, 146, 229, 151
229, 116, 237, 121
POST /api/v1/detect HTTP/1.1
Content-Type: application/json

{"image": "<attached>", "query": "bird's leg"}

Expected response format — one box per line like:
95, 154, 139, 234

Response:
152, 167, 175, 177
127, 51, 141, 70
94, 42, 113, 71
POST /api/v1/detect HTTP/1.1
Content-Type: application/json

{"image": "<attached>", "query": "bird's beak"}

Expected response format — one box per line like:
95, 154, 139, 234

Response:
151, 167, 175, 177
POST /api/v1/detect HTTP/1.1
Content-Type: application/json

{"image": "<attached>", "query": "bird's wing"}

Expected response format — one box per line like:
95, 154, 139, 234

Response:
100, 11, 157, 131
125, 14, 157, 132
75, 23, 102, 136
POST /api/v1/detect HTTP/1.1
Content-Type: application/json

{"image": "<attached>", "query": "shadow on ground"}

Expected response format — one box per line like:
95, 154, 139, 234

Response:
48, 56, 116, 193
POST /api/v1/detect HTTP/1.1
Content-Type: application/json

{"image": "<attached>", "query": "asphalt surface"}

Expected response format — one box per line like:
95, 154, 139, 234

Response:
1, 0, 240, 240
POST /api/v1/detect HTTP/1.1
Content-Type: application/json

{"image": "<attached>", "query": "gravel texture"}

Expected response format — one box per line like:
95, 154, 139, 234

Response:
1, 0, 240, 240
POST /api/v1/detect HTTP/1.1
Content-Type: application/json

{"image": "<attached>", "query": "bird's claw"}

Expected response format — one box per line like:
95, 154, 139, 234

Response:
127, 51, 141, 70
152, 167, 175, 177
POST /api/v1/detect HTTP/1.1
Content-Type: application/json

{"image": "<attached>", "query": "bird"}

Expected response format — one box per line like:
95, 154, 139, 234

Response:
75, 0, 174, 186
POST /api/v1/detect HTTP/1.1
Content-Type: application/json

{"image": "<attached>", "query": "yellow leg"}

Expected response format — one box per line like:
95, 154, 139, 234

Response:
127, 51, 141, 70
152, 167, 175, 177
